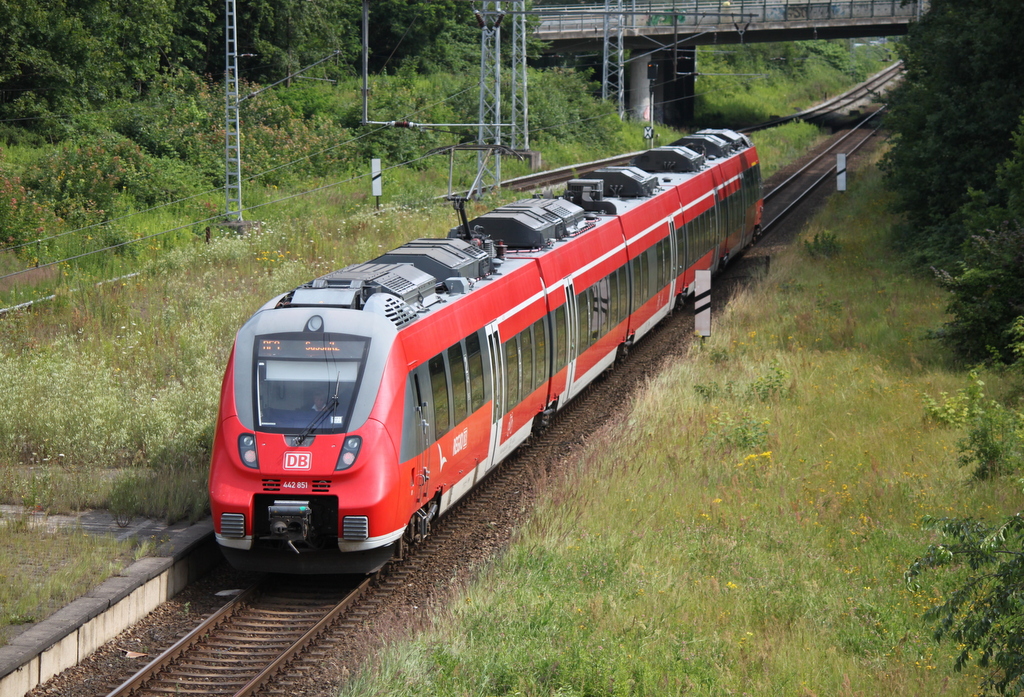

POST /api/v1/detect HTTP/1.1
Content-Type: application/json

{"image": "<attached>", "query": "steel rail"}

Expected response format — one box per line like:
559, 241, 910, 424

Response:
105, 585, 261, 697
104, 576, 373, 697
762, 109, 884, 233
503, 66, 897, 194
233, 576, 373, 697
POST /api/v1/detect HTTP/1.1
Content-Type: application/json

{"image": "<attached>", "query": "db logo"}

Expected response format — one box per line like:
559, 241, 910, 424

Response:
283, 452, 312, 470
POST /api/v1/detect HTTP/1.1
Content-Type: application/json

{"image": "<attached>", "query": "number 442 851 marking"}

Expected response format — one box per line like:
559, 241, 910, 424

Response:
282, 481, 309, 489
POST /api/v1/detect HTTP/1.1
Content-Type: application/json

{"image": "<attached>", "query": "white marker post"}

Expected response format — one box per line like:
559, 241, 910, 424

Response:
371, 158, 382, 209
837, 153, 847, 192
694, 269, 711, 337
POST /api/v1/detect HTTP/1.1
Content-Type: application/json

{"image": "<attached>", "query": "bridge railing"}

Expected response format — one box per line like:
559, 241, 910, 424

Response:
534, 0, 926, 34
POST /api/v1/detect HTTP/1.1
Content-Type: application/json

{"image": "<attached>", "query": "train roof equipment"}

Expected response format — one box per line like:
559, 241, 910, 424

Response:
670, 128, 753, 159
448, 196, 588, 249
630, 146, 705, 173
585, 166, 659, 198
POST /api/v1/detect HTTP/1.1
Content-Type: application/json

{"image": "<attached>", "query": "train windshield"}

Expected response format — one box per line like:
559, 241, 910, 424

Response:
253, 333, 370, 433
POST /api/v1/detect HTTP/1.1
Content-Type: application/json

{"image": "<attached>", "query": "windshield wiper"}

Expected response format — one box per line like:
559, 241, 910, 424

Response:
295, 373, 342, 446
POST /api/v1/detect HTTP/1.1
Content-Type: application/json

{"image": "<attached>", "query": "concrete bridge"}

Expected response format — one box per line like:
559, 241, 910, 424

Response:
535, 0, 924, 51
530, 0, 924, 124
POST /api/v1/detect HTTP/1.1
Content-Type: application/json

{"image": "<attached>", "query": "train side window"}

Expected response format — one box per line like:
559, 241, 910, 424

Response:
682, 221, 692, 268
577, 287, 591, 352
606, 270, 614, 327
504, 337, 519, 413
617, 266, 628, 323
447, 342, 469, 426
701, 211, 710, 255
694, 215, 700, 257
641, 249, 652, 302
428, 353, 450, 439
533, 318, 548, 387
630, 257, 640, 311
595, 276, 610, 337
724, 193, 732, 237
553, 305, 567, 370
520, 326, 534, 396
466, 331, 485, 412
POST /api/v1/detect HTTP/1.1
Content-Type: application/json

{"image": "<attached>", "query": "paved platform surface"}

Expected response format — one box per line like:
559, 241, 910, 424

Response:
0, 505, 191, 544
0, 508, 218, 697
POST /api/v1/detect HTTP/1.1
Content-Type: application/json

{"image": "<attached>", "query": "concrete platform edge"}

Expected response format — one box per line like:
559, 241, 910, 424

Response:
0, 519, 220, 697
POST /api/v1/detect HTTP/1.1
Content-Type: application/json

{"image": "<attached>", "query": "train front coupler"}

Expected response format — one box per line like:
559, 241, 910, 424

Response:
266, 500, 316, 554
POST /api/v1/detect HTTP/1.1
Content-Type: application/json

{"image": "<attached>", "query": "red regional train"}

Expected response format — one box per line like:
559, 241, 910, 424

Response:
209, 129, 763, 574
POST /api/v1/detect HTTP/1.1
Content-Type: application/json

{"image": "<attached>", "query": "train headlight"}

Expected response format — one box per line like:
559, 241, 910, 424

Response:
336, 435, 362, 471
238, 433, 259, 469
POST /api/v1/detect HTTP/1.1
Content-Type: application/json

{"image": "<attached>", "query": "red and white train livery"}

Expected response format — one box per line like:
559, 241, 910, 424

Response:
208, 129, 763, 573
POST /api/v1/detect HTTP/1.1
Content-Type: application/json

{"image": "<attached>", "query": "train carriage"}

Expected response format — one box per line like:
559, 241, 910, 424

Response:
209, 129, 763, 574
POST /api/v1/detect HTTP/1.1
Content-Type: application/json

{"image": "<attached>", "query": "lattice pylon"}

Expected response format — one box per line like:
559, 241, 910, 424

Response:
510, 0, 528, 152
225, 0, 243, 221
602, 0, 625, 119
475, 1, 502, 197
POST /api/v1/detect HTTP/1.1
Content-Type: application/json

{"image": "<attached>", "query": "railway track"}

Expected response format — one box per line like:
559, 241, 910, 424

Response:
502, 62, 898, 195
742, 61, 901, 134
762, 108, 885, 234
87, 119, 884, 697
105, 577, 370, 697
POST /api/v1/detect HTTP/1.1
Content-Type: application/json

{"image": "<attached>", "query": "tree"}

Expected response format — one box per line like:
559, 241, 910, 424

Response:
0, 0, 177, 127
933, 225, 1024, 364
931, 113, 1024, 364
880, 0, 1024, 268
906, 514, 1024, 695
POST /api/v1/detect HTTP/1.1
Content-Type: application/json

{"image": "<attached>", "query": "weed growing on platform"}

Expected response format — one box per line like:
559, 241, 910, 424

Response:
0, 517, 134, 644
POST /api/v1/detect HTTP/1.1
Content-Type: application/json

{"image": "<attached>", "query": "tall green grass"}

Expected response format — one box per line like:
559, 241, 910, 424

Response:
336, 159, 1019, 695
696, 41, 894, 127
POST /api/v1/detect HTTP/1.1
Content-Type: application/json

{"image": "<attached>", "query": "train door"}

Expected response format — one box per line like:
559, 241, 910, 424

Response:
668, 219, 679, 300
710, 190, 723, 273
410, 368, 435, 505
483, 322, 506, 473
563, 277, 583, 401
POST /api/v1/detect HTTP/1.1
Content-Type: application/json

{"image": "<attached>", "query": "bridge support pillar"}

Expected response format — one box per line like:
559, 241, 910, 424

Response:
629, 48, 696, 128
628, 57, 653, 122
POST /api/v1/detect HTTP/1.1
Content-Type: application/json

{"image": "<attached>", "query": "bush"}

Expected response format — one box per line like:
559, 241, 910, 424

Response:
932, 226, 1024, 364
956, 398, 1024, 480
907, 514, 1024, 695
803, 231, 842, 258
0, 171, 63, 252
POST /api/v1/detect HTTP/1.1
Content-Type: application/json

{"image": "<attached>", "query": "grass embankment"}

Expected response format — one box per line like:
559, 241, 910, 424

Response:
338, 159, 1020, 694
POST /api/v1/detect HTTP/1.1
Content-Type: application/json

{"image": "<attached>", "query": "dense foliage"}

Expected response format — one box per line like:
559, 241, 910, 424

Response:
932, 225, 1024, 364
882, 0, 1024, 366
0, 0, 478, 137
881, 0, 1024, 268
907, 513, 1024, 695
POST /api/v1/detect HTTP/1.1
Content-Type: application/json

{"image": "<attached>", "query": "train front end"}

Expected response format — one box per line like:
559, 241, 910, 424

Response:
209, 302, 405, 574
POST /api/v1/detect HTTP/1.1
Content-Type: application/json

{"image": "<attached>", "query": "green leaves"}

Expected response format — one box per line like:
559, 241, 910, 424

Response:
881, 0, 1024, 269
932, 226, 1024, 363
906, 513, 1024, 694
